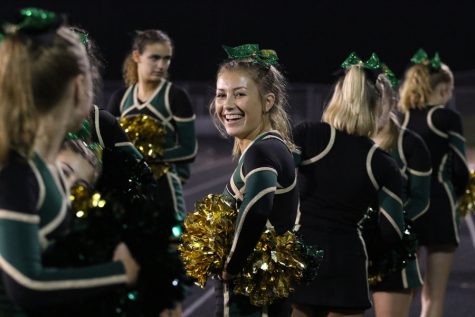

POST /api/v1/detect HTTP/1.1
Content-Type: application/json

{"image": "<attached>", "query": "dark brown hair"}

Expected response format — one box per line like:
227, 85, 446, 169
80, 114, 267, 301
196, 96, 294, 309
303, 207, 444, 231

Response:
122, 29, 173, 86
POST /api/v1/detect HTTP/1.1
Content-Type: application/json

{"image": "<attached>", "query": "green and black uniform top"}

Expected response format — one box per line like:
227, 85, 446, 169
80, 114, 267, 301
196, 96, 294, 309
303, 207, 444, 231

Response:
366, 124, 431, 292
107, 80, 198, 181
223, 131, 298, 275
91, 105, 142, 159
0, 150, 127, 313
388, 123, 432, 221
293, 122, 404, 244
402, 105, 469, 198
402, 105, 470, 245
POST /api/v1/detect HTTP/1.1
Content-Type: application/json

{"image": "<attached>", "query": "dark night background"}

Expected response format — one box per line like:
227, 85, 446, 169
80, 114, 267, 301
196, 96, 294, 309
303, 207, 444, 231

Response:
1, 0, 475, 84
1, 3, 475, 316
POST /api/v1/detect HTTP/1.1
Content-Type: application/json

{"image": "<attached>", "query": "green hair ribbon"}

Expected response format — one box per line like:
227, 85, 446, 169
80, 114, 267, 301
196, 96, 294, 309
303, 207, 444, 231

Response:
382, 64, 399, 87
79, 32, 89, 46
3, 8, 57, 34
86, 142, 103, 163
66, 119, 92, 142
66, 119, 103, 162
365, 52, 383, 70
340, 52, 363, 69
341, 52, 400, 86
71, 28, 89, 46
341, 52, 383, 70
431, 52, 442, 69
223, 44, 278, 67
410, 48, 429, 64
410, 48, 442, 69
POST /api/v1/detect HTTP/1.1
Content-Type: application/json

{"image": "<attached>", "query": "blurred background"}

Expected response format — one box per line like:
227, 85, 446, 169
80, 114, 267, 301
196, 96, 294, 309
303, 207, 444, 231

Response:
3, 0, 473, 143
1, 1, 474, 316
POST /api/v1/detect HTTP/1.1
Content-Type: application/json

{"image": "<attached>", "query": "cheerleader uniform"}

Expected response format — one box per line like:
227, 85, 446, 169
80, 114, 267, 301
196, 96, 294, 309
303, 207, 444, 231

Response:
0, 150, 127, 315
371, 124, 432, 292
402, 105, 470, 246
90, 105, 142, 159
107, 80, 198, 220
215, 131, 298, 317
291, 122, 404, 311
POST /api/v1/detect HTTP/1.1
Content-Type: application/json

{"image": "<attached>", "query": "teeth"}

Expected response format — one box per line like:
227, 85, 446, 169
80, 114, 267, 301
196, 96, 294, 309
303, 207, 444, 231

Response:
225, 114, 243, 120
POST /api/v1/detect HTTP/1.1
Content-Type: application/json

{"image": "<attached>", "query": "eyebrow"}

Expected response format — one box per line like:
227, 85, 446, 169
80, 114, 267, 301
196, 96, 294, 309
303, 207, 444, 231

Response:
150, 54, 171, 58
216, 86, 247, 91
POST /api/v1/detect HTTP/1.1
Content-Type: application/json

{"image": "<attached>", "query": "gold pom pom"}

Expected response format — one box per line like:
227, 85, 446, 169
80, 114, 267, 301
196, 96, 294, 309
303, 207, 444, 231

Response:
179, 193, 323, 306
69, 184, 106, 218
119, 115, 170, 179
459, 170, 475, 217
368, 274, 383, 286
233, 229, 314, 306
178, 194, 237, 287
149, 162, 171, 180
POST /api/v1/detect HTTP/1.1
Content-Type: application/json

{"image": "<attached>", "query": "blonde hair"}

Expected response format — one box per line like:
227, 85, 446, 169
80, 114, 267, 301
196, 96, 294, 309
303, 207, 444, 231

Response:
122, 29, 173, 86
0, 27, 90, 164
70, 26, 102, 99
322, 66, 379, 137
377, 113, 400, 151
210, 60, 295, 158
399, 63, 453, 112
374, 75, 399, 151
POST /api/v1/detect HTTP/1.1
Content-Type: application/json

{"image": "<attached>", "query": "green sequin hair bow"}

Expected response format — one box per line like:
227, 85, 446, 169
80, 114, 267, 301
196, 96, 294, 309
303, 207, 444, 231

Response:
1, 7, 62, 41
70, 27, 89, 46
66, 119, 92, 142
341, 52, 383, 70
223, 44, 279, 67
410, 48, 442, 69
66, 119, 103, 162
341, 52, 400, 87
381, 63, 399, 87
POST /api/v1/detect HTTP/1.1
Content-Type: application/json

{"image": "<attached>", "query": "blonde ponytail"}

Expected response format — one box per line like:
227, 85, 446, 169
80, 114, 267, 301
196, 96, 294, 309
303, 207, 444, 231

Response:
0, 27, 90, 164
0, 36, 38, 164
399, 64, 431, 112
323, 66, 378, 137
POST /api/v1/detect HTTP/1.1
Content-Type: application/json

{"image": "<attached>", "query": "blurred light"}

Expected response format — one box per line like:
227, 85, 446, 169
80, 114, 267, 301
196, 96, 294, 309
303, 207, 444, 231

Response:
172, 226, 182, 238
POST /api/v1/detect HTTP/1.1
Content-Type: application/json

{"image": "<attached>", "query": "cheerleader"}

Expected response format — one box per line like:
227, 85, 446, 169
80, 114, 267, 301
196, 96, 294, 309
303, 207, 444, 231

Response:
54, 28, 185, 317
211, 44, 299, 317
290, 53, 405, 317
399, 49, 470, 317
369, 68, 431, 317
0, 8, 138, 315
107, 29, 198, 224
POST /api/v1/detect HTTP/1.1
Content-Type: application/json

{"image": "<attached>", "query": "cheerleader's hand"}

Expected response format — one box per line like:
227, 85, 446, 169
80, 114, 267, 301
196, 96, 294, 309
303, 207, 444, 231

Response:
113, 242, 141, 286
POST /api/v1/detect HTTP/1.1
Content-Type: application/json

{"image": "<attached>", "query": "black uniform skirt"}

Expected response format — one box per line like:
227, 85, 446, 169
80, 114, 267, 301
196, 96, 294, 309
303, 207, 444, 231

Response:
214, 280, 291, 317
290, 219, 371, 311
413, 181, 460, 247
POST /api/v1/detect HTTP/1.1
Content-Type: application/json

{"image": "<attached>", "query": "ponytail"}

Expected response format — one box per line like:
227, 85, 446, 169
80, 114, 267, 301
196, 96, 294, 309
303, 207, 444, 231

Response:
323, 66, 378, 137
0, 26, 90, 164
399, 64, 431, 112
0, 36, 38, 164
122, 54, 138, 86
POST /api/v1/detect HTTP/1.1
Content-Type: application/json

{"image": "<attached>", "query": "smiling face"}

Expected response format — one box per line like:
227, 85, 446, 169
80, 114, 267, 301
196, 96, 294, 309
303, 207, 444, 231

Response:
133, 42, 172, 84
215, 69, 270, 146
